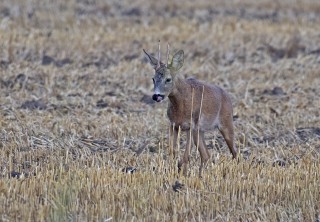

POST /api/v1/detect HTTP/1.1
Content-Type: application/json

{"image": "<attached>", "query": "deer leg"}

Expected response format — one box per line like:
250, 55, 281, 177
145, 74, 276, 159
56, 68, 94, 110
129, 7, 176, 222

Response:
193, 130, 210, 177
219, 123, 237, 159
169, 125, 179, 158
178, 130, 192, 176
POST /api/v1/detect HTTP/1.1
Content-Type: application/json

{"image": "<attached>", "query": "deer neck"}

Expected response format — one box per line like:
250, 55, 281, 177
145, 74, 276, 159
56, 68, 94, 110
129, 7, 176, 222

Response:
168, 75, 189, 106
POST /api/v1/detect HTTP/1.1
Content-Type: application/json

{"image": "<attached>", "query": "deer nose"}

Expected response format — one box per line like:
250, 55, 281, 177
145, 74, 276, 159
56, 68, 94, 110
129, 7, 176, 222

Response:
152, 94, 165, 102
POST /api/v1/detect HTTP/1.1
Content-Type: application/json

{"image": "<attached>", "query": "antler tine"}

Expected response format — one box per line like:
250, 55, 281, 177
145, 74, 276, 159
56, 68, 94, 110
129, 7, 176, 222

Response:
157, 40, 161, 69
166, 43, 170, 67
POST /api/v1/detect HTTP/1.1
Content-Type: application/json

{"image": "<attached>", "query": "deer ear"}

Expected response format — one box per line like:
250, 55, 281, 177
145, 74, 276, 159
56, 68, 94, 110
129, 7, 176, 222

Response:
170, 50, 184, 71
143, 49, 158, 68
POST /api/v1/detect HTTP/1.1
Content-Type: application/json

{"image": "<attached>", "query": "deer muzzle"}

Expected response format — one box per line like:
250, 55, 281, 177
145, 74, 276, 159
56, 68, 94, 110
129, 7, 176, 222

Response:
152, 94, 165, 102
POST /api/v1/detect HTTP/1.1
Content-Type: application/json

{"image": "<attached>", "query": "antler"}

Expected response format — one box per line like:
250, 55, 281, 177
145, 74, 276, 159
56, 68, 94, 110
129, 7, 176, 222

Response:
166, 43, 170, 67
156, 40, 161, 70
155, 41, 169, 69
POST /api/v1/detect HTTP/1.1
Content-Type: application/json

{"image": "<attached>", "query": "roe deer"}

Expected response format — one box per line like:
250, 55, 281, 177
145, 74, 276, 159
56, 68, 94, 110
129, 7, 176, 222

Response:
143, 42, 237, 177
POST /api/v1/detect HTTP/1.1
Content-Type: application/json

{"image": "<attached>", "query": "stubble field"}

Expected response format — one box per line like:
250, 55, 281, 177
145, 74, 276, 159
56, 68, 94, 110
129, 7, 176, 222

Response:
0, 0, 319, 221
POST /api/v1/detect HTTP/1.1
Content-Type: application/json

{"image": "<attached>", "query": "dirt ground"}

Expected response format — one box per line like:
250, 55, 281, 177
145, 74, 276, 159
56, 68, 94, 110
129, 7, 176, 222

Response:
0, 0, 319, 221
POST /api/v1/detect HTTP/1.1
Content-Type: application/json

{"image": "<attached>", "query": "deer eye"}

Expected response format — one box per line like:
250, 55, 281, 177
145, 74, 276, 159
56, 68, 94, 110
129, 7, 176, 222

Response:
165, 78, 172, 83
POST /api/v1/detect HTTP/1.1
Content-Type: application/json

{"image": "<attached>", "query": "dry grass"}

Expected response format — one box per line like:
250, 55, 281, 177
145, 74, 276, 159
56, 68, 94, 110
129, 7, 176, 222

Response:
0, 0, 319, 221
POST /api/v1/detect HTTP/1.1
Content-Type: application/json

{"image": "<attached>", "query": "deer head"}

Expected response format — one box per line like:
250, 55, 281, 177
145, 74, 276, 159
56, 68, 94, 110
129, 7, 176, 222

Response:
143, 42, 184, 102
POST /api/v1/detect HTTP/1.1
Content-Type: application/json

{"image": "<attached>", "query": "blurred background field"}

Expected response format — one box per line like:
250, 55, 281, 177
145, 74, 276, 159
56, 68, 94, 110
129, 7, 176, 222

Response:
0, 0, 319, 221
